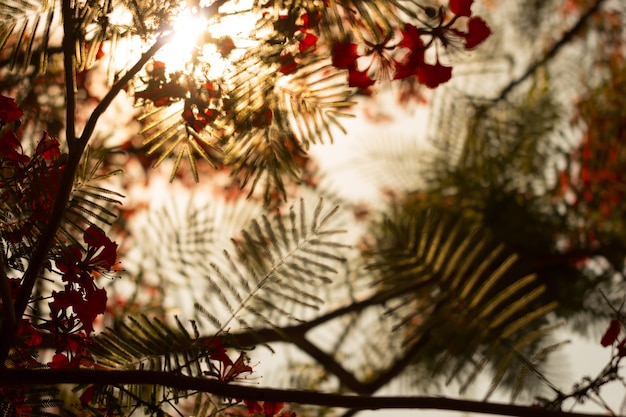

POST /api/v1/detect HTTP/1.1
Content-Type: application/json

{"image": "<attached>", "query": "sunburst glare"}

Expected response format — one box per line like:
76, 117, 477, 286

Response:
154, 5, 209, 72
154, 0, 257, 76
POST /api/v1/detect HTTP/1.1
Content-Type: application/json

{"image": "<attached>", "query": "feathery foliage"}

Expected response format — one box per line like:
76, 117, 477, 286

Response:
196, 198, 349, 331
2, 0, 626, 416
363, 200, 557, 397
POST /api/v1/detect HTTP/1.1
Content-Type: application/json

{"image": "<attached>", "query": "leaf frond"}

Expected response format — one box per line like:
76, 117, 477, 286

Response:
87, 315, 216, 415
196, 198, 349, 332
365, 202, 559, 396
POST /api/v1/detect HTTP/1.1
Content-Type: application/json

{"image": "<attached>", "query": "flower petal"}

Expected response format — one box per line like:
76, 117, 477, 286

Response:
332, 43, 360, 69
449, 0, 473, 17
417, 61, 452, 88
464, 17, 492, 49
601, 318, 621, 347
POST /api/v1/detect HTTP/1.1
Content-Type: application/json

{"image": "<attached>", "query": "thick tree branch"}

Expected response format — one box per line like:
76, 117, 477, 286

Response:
0, 21, 171, 373
0, 252, 15, 328
0, 369, 611, 417
495, 0, 606, 102
62, 0, 77, 148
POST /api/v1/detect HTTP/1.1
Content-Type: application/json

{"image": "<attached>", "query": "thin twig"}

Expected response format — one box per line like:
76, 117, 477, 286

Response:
494, 0, 607, 102
77, 32, 172, 150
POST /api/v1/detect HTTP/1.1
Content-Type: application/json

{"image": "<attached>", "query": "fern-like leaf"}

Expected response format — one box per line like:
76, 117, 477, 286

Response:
60, 147, 123, 249
278, 57, 354, 147
87, 315, 215, 415
0, 0, 58, 72
196, 198, 349, 333
365, 203, 558, 396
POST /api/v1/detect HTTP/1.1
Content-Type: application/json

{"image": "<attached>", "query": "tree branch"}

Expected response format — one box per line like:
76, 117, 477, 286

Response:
0, 369, 611, 417
0, 22, 172, 373
494, 0, 607, 102
77, 33, 171, 151
0, 251, 15, 328
285, 334, 364, 393
62, 0, 77, 148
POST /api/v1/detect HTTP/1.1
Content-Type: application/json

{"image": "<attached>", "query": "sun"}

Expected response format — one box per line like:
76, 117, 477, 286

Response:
154, 0, 257, 75
154, 5, 209, 71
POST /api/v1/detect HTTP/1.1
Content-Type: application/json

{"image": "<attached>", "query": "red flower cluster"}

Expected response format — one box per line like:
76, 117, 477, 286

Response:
136, 62, 226, 134
204, 338, 294, 415
47, 225, 118, 359
557, 58, 626, 226
0, 96, 67, 242
330, 0, 491, 89
204, 337, 254, 382
135, 61, 188, 107
275, 9, 321, 75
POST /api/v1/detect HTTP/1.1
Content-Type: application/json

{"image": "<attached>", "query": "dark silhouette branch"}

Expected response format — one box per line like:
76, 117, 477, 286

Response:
494, 0, 607, 102
0, 251, 15, 328
285, 334, 365, 394
0, 11, 171, 372
62, 0, 77, 148
76, 32, 171, 150
0, 369, 612, 417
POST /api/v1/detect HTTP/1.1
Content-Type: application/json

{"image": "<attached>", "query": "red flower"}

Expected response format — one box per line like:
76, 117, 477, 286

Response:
17, 320, 43, 346
347, 67, 375, 89
279, 53, 298, 74
331, 43, 360, 69
34, 132, 62, 162
82, 226, 119, 272
79, 386, 95, 404
393, 24, 426, 80
48, 352, 71, 369
50, 286, 107, 335
263, 402, 285, 416
0, 128, 30, 164
298, 32, 318, 52
417, 60, 452, 88
217, 36, 236, 57
244, 399, 264, 415
601, 318, 621, 347
461, 17, 492, 49
57, 225, 118, 281
243, 400, 288, 416
221, 352, 253, 382
0, 95, 23, 124
398, 24, 424, 51
206, 337, 233, 366
51, 226, 117, 336
449, 0, 474, 17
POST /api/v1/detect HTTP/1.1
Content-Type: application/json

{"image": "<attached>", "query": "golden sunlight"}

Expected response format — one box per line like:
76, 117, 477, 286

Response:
154, 0, 257, 75
154, 5, 209, 72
